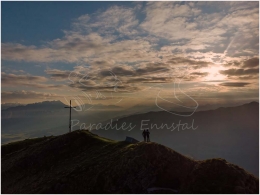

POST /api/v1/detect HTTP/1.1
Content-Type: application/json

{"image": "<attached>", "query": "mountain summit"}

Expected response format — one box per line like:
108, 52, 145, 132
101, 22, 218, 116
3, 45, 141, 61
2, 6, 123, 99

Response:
2, 130, 259, 194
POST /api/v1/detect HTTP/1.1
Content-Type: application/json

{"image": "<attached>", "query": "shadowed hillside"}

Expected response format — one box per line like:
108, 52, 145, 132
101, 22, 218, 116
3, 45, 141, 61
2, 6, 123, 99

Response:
95, 102, 259, 176
1, 130, 259, 194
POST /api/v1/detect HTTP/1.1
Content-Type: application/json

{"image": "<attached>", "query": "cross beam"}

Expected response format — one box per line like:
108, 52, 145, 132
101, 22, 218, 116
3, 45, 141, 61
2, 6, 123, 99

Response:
64, 100, 76, 133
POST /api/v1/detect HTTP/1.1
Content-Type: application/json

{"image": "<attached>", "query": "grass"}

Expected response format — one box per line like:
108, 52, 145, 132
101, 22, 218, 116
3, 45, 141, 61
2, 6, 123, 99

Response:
2, 129, 259, 194
2, 136, 54, 156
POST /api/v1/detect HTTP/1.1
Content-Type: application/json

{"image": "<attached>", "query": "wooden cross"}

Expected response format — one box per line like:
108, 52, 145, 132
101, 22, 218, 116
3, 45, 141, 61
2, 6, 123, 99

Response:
64, 100, 76, 133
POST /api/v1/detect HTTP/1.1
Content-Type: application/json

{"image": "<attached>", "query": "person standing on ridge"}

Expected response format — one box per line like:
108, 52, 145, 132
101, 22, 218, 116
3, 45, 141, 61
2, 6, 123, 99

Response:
142, 129, 147, 142
146, 129, 150, 142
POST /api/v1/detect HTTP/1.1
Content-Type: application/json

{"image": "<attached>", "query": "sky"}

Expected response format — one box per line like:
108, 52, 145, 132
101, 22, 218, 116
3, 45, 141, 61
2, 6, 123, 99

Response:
1, 1, 259, 111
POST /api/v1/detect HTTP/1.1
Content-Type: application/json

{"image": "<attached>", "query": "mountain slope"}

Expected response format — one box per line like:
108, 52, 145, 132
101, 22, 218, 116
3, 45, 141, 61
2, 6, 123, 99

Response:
1, 130, 259, 194
95, 101, 259, 176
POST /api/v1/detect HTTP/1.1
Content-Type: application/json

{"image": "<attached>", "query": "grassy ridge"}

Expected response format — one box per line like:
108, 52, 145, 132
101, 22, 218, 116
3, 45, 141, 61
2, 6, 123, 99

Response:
2, 136, 53, 156
2, 130, 259, 194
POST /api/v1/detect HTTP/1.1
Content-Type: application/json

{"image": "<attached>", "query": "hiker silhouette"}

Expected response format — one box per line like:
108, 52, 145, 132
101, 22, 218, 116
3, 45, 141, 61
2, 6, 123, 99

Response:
142, 129, 146, 142
146, 129, 150, 142
142, 129, 150, 142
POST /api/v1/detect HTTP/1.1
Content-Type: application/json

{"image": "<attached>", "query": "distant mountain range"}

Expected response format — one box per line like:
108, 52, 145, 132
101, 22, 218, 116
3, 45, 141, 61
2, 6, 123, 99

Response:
1, 100, 129, 144
1, 101, 259, 177
2, 101, 65, 118
1, 130, 259, 194
1, 103, 25, 110
1, 100, 162, 144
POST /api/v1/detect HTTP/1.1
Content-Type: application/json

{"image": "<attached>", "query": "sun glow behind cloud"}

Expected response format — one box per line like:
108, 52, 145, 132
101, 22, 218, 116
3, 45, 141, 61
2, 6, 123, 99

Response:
203, 64, 227, 81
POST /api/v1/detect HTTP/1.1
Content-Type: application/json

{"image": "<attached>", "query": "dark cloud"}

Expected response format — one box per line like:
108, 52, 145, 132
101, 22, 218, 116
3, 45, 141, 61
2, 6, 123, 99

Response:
223, 58, 259, 68
45, 69, 71, 81
126, 76, 172, 83
100, 67, 134, 76
93, 61, 106, 66
243, 57, 259, 68
69, 82, 141, 92
219, 82, 250, 87
219, 68, 259, 76
226, 75, 259, 81
46, 61, 190, 89
167, 57, 210, 69
236, 75, 259, 80
46, 67, 134, 84
223, 61, 241, 67
111, 67, 134, 76
135, 63, 169, 75
190, 72, 209, 76
2, 72, 65, 89
68, 69, 142, 92
45, 67, 142, 92
45, 69, 91, 85
99, 63, 170, 78
91, 60, 113, 67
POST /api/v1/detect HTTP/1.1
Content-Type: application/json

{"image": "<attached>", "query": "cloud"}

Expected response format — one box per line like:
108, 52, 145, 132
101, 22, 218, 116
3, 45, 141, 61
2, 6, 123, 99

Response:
44, 56, 219, 90
126, 76, 172, 83
140, 2, 201, 41
140, 1, 258, 54
219, 68, 259, 76
1, 72, 65, 89
98, 63, 177, 84
69, 82, 141, 93
45, 69, 72, 81
48, 66, 143, 92
223, 60, 242, 67
1, 34, 156, 65
166, 57, 210, 69
100, 66, 135, 76
135, 62, 170, 75
90, 60, 115, 67
2, 43, 54, 62
190, 72, 209, 76
223, 57, 259, 69
217, 5, 259, 30
242, 57, 259, 68
72, 5, 139, 36
1, 1, 259, 104
235, 75, 259, 80
1, 72, 47, 84
2, 33, 115, 63
2, 2, 258, 68
219, 82, 250, 87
